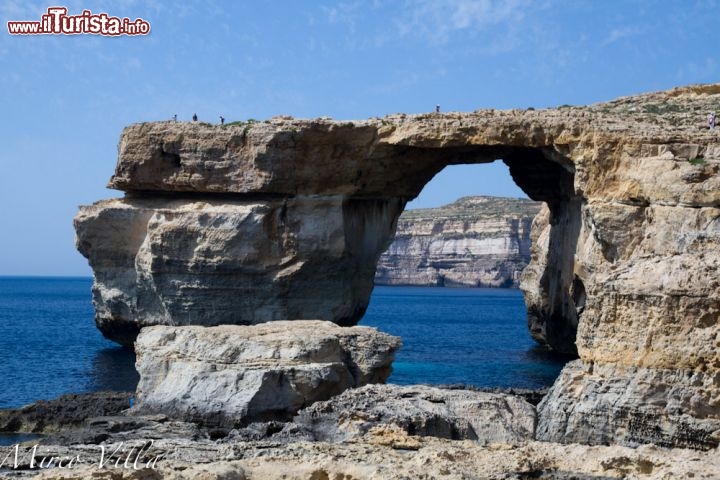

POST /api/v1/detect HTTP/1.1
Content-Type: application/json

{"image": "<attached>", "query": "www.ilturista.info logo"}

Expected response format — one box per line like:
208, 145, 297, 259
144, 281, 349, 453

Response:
7, 7, 150, 36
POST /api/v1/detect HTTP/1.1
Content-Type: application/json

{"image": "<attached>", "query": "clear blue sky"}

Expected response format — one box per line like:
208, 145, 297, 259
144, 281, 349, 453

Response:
1, 0, 718, 276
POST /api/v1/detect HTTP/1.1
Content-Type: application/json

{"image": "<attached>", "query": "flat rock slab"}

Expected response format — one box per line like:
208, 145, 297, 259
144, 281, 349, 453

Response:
0, 392, 132, 433
294, 383, 536, 445
24, 437, 720, 480
132, 321, 401, 428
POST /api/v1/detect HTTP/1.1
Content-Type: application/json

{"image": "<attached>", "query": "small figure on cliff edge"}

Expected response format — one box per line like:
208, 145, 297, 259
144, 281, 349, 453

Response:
436, 104, 440, 113
220, 115, 225, 125
172, 114, 177, 122
709, 112, 715, 130
192, 113, 198, 122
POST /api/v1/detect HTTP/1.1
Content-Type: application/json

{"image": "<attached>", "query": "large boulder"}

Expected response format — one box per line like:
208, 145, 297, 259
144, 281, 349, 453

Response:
131, 321, 401, 427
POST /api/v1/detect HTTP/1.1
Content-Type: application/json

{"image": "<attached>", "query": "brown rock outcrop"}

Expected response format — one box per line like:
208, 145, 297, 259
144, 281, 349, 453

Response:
76, 84, 720, 449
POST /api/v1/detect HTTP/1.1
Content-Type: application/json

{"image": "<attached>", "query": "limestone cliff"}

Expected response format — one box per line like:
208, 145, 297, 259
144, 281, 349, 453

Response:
375, 196, 541, 287
76, 84, 720, 449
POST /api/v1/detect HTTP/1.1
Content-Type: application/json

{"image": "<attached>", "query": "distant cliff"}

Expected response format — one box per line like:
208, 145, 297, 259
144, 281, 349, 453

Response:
374, 196, 542, 288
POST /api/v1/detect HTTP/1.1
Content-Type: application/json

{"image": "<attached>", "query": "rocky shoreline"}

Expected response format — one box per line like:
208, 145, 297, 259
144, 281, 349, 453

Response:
1, 388, 719, 479
1, 318, 718, 479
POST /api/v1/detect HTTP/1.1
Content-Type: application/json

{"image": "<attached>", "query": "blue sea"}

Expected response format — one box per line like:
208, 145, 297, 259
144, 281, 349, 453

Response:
0, 277, 566, 409
361, 286, 567, 389
0, 277, 138, 409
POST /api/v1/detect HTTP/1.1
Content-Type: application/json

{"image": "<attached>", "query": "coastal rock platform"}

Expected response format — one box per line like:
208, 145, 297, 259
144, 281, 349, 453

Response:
23, 437, 720, 480
2, 391, 719, 479
293, 383, 536, 445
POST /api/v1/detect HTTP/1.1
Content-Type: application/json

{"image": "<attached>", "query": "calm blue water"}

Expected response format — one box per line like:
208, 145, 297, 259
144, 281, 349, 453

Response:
360, 286, 567, 389
0, 277, 138, 409
0, 278, 565, 409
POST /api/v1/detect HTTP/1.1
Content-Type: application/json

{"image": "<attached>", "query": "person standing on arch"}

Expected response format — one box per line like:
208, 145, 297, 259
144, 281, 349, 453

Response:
192, 113, 198, 122
709, 111, 715, 130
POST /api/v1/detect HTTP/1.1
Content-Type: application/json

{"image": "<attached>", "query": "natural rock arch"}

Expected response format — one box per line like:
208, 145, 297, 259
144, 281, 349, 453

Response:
76, 85, 720, 449
77, 134, 585, 355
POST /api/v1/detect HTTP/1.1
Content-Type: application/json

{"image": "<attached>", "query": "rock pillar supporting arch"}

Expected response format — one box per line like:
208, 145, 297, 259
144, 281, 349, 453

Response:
503, 149, 583, 355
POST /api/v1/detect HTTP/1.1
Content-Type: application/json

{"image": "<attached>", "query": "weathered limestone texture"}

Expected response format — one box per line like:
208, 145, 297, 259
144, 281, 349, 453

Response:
131, 321, 400, 427
0, 392, 132, 433
14, 392, 720, 479
76, 84, 720, 448
27, 432, 720, 480
375, 196, 541, 287
294, 383, 536, 445
537, 361, 720, 450
75, 196, 403, 346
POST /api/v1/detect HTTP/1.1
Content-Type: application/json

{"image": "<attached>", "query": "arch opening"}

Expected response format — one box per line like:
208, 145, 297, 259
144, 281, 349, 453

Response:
362, 147, 582, 389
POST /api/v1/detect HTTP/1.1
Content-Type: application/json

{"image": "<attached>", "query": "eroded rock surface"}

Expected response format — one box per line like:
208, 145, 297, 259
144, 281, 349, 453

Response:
131, 321, 400, 427
76, 84, 720, 448
375, 196, 540, 287
75, 196, 402, 346
537, 360, 720, 450
0, 392, 132, 433
23, 435, 720, 480
0, 386, 720, 480
5, 391, 719, 479
293, 383, 536, 445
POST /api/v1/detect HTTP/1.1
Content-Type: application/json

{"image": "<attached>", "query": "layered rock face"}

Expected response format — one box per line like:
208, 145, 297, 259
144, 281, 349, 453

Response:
75, 196, 403, 345
132, 321, 400, 427
375, 196, 541, 287
537, 361, 720, 450
76, 84, 720, 449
